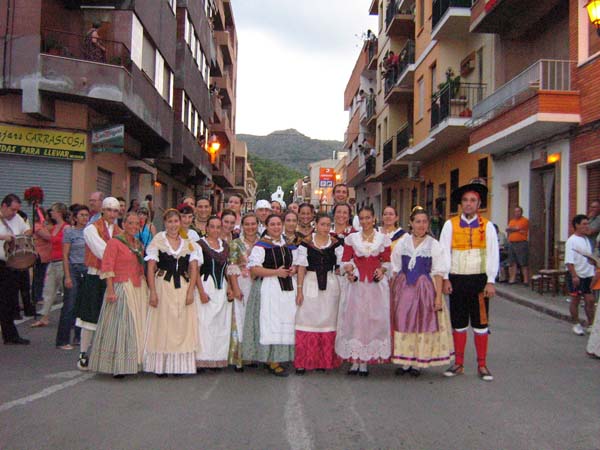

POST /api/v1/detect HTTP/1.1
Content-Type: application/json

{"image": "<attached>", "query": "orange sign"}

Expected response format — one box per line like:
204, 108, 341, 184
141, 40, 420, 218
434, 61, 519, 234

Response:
319, 168, 336, 188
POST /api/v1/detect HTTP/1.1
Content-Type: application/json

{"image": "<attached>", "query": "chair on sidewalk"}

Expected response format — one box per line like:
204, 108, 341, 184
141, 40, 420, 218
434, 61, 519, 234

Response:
531, 241, 567, 295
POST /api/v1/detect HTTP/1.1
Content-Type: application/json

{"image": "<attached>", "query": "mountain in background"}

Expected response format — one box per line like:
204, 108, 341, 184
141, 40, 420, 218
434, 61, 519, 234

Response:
237, 129, 343, 174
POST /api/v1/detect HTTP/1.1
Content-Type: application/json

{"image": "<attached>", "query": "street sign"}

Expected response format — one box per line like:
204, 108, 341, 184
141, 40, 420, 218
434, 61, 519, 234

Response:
319, 167, 335, 188
92, 124, 125, 153
0, 123, 86, 160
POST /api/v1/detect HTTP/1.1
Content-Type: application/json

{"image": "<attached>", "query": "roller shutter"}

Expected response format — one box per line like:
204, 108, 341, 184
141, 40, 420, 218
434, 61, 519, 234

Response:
0, 154, 72, 207
587, 163, 600, 205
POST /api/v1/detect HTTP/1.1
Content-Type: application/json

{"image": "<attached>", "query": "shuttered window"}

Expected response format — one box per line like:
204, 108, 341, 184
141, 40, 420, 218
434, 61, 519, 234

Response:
97, 168, 113, 197
587, 163, 600, 205
0, 155, 72, 206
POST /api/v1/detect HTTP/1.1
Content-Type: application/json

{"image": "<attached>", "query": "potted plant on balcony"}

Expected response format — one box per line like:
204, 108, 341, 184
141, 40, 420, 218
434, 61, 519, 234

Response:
433, 67, 461, 101
44, 35, 63, 56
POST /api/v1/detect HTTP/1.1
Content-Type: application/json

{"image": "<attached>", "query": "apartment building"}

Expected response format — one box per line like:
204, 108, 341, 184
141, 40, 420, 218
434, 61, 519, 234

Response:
343, 35, 381, 216
0, 0, 246, 218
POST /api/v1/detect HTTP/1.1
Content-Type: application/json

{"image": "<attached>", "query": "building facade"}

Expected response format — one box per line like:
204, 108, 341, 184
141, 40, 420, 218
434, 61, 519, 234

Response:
0, 0, 246, 224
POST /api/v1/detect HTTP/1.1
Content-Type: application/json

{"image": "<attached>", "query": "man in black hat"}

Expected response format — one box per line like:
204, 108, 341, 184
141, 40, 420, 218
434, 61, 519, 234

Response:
439, 178, 498, 381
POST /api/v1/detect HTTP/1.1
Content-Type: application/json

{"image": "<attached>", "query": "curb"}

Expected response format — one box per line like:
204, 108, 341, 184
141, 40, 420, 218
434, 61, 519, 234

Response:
496, 289, 571, 322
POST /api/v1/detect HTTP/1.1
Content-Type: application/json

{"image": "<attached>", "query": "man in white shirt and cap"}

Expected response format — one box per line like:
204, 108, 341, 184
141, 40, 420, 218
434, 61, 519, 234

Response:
254, 200, 272, 236
75, 197, 121, 369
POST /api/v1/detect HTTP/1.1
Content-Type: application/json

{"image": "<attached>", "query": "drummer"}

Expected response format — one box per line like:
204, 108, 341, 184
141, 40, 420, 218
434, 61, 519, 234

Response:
0, 194, 31, 345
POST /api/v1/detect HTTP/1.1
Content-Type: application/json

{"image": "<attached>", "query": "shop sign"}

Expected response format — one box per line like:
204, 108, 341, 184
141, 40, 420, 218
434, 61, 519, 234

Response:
319, 167, 336, 188
0, 123, 86, 160
92, 125, 125, 153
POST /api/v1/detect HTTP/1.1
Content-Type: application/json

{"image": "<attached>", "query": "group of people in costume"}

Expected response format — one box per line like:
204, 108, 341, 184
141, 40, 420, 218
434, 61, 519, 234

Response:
76, 178, 498, 382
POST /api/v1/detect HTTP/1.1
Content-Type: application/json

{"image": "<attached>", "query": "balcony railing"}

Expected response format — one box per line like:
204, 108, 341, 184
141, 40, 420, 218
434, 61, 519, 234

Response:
365, 155, 376, 176
367, 39, 378, 64
383, 137, 394, 165
384, 40, 415, 97
366, 95, 376, 121
396, 123, 411, 153
471, 59, 574, 125
385, 0, 414, 29
41, 28, 131, 71
431, 82, 486, 129
432, 0, 472, 30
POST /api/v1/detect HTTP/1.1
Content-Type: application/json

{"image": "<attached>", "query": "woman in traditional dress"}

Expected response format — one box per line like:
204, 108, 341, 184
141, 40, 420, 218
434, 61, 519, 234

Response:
88, 213, 148, 377
243, 214, 298, 377
194, 197, 212, 237
390, 207, 454, 376
144, 209, 200, 376
220, 209, 239, 242
227, 213, 260, 371
294, 213, 343, 374
297, 203, 315, 238
379, 206, 406, 251
195, 216, 233, 370
178, 204, 200, 242
331, 203, 355, 238
337, 206, 392, 376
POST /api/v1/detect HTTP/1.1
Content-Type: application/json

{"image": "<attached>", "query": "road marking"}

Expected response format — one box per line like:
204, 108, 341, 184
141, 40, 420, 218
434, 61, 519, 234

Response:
45, 371, 83, 380
284, 378, 314, 450
0, 374, 94, 414
201, 377, 221, 400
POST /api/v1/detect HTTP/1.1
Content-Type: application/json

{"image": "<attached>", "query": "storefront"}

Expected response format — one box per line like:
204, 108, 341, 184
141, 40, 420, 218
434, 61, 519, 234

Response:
0, 123, 86, 206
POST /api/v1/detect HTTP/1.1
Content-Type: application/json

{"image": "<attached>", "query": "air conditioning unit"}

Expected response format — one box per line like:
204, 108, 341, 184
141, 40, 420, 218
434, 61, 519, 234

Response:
408, 162, 423, 181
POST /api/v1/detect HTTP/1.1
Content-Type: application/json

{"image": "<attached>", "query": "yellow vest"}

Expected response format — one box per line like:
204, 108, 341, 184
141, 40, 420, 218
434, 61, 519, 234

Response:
450, 215, 488, 275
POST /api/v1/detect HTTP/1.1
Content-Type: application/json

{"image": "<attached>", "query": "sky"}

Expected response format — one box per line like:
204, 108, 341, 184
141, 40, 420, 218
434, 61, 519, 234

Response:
233, 1, 378, 141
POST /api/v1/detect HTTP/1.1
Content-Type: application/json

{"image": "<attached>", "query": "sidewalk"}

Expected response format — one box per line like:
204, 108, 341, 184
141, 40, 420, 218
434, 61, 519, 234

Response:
495, 283, 571, 322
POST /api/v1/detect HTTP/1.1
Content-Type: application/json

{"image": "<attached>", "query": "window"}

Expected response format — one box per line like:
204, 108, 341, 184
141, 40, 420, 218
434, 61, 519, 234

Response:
141, 34, 156, 81
430, 63, 437, 96
417, 77, 424, 120
426, 182, 434, 215
437, 183, 447, 216
162, 65, 172, 105
411, 187, 418, 210
450, 169, 459, 213
478, 157, 488, 179
184, 11, 191, 46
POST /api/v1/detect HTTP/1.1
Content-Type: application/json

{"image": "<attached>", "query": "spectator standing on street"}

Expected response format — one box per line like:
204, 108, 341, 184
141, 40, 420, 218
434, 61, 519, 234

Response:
587, 200, 600, 252
254, 199, 271, 236
56, 205, 89, 349
116, 197, 126, 228
565, 215, 596, 336
33, 208, 52, 307
31, 203, 70, 328
88, 191, 105, 224
506, 206, 530, 284
135, 207, 156, 252
0, 194, 31, 345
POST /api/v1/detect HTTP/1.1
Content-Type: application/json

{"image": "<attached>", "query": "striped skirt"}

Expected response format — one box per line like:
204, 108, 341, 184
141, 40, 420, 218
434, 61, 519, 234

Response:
89, 281, 148, 375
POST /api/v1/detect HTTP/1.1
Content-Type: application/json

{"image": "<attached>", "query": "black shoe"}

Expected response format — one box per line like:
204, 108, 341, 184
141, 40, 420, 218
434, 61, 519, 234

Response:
315, 368, 326, 372
77, 352, 89, 371
358, 370, 369, 377
209, 367, 223, 372
156, 374, 168, 378
23, 308, 36, 317
4, 337, 30, 345
113, 374, 125, 379
245, 363, 259, 368
13, 313, 23, 321
408, 368, 421, 378
347, 368, 359, 376
395, 367, 409, 376
196, 368, 206, 374
234, 367, 244, 373
295, 368, 306, 376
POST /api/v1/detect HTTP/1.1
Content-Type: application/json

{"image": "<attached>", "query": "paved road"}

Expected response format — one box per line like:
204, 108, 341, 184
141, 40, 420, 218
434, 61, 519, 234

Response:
1, 298, 598, 450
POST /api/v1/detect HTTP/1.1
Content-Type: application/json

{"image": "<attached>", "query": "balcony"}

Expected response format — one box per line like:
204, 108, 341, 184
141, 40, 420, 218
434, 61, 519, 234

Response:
470, 0, 565, 37
345, 110, 361, 148
400, 83, 485, 162
431, 0, 472, 40
360, 95, 377, 127
367, 39, 378, 71
34, 29, 172, 159
369, 0, 379, 15
214, 70, 234, 105
346, 154, 367, 187
372, 124, 411, 181
469, 59, 580, 155
365, 155, 377, 177
211, 94, 223, 124
213, 157, 234, 188
172, 121, 211, 176
384, 40, 415, 103
385, 0, 415, 36
41, 28, 131, 71
215, 29, 236, 65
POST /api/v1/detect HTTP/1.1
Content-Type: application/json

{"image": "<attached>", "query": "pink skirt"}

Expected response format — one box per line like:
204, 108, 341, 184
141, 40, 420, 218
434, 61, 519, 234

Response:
294, 331, 341, 370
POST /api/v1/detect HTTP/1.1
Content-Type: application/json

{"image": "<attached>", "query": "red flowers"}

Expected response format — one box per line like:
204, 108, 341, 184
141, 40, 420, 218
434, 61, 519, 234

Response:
24, 186, 44, 204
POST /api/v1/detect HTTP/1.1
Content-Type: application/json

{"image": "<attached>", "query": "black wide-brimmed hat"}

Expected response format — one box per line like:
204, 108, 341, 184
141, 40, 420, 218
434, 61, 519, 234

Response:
451, 177, 488, 205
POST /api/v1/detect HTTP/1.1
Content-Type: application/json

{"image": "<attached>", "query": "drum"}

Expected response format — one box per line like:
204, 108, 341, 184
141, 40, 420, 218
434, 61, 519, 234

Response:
5, 234, 37, 269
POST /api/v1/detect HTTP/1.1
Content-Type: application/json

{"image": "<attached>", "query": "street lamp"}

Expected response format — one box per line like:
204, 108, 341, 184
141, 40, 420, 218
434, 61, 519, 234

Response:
206, 133, 221, 164
586, 0, 600, 36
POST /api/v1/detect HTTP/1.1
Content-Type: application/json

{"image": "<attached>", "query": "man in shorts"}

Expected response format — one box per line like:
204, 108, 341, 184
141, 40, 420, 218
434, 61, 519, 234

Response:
565, 215, 596, 336
506, 206, 529, 284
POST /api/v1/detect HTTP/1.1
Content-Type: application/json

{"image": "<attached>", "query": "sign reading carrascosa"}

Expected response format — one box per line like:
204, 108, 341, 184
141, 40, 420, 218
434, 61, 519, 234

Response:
0, 123, 87, 160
